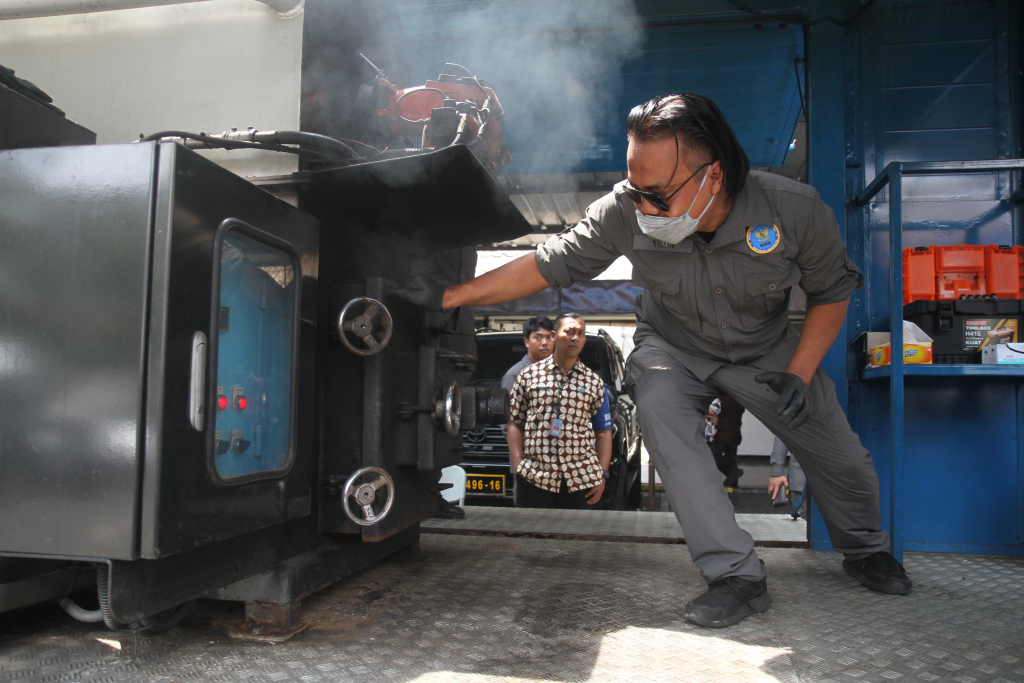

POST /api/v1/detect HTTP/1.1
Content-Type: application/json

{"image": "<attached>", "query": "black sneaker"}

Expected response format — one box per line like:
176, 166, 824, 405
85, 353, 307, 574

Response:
683, 574, 772, 628
722, 468, 744, 489
434, 497, 465, 520
842, 551, 912, 595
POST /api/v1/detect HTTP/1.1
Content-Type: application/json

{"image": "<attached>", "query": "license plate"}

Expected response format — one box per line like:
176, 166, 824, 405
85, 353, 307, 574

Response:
466, 473, 505, 494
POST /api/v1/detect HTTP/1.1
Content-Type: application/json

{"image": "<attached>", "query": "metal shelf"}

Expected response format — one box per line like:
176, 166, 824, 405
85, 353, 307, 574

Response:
860, 364, 1024, 380
850, 159, 1024, 562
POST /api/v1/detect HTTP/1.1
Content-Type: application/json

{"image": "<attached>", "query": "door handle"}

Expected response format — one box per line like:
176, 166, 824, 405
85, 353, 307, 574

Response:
190, 331, 208, 431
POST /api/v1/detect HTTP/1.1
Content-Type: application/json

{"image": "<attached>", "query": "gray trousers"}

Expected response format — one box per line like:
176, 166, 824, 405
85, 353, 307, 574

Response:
788, 458, 806, 494
625, 336, 889, 584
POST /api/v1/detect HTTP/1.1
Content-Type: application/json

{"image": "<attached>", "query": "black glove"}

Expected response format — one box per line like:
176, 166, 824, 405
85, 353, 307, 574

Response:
755, 371, 811, 429
394, 274, 446, 312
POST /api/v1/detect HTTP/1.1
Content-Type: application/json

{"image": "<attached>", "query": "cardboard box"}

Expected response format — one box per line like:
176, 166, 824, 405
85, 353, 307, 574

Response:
869, 341, 933, 367
981, 343, 1024, 364
863, 321, 934, 367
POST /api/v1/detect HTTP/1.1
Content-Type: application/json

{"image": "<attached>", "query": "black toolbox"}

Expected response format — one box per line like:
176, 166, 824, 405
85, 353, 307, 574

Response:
903, 297, 1024, 363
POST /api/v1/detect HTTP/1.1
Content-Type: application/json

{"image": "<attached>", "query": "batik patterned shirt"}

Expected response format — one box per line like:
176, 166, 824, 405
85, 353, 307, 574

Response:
509, 355, 606, 492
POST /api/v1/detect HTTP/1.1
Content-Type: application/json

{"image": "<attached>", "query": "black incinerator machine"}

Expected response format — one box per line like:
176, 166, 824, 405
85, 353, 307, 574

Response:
0, 71, 526, 638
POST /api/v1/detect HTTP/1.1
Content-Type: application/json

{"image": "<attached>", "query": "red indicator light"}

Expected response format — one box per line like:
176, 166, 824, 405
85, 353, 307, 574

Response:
218, 395, 228, 410
237, 396, 248, 410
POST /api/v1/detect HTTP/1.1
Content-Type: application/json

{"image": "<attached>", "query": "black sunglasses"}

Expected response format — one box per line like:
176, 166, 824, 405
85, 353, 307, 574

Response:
624, 162, 711, 212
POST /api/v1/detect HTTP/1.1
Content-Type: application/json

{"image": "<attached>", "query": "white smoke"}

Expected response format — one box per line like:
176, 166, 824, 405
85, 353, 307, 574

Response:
399, 0, 644, 175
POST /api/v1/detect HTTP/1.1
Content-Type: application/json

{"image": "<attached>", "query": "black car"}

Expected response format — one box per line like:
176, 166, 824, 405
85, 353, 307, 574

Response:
461, 329, 642, 509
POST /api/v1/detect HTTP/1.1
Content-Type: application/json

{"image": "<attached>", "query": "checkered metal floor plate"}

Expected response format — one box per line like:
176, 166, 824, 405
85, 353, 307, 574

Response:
2, 535, 1022, 682
423, 507, 809, 547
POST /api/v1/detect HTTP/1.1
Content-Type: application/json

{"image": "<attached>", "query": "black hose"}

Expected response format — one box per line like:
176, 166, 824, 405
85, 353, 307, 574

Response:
140, 130, 358, 163
141, 130, 321, 158
96, 563, 127, 631
141, 130, 267, 148
234, 130, 359, 160
94, 562, 192, 636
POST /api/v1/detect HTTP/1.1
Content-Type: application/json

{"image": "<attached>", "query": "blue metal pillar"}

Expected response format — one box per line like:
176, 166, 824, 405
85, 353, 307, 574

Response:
805, 16, 848, 552
887, 168, 904, 562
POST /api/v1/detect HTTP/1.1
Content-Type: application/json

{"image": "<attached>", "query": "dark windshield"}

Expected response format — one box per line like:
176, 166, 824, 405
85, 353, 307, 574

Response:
470, 335, 610, 385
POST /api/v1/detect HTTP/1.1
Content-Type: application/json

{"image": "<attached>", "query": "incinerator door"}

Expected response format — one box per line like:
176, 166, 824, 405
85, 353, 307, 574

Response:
136, 143, 320, 559
309, 148, 526, 541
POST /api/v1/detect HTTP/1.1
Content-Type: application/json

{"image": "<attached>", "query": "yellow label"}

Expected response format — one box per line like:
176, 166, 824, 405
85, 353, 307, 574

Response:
466, 474, 504, 493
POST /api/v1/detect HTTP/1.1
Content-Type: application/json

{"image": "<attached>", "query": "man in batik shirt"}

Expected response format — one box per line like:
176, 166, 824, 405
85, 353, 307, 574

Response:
507, 313, 612, 508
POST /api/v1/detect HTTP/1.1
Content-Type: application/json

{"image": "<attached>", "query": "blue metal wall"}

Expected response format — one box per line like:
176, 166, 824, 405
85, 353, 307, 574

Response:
843, 0, 1022, 555
397, 0, 1023, 554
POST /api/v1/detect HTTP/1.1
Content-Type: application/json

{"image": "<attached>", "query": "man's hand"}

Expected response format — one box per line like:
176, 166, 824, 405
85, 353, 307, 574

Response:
585, 481, 605, 505
768, 475, 789, 500
394, 274, 446, 311
755, 371, 811, 428
507, 422, 525, 473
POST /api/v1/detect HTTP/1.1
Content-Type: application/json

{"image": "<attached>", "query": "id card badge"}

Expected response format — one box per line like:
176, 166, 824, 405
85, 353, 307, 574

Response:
550, 417, 564, 437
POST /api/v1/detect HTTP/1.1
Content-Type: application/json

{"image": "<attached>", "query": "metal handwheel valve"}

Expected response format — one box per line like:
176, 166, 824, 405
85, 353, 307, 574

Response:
337, 297, 393, 356
435, 382, 461, 437
342, 467, 395, 526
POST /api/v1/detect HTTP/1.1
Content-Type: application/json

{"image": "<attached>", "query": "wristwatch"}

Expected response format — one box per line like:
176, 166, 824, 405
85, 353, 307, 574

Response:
602, 469, 610, 480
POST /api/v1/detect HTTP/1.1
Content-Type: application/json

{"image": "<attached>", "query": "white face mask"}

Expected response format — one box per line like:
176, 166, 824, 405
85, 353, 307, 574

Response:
634, 170, 715, 244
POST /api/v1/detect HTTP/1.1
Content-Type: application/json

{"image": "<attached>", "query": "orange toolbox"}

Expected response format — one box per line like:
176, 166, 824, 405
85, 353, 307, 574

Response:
902, 244, 1024, 305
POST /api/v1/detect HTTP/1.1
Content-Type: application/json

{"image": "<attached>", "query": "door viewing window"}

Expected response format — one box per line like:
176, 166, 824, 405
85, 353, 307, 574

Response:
212, 223, 300, 482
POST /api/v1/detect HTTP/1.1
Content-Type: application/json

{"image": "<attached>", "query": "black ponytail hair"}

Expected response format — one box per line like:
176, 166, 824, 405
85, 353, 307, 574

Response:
626, 94, 749, 199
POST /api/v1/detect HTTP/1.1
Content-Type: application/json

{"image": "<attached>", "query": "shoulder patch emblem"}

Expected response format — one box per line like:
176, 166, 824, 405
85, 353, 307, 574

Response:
746, 224, 781, 254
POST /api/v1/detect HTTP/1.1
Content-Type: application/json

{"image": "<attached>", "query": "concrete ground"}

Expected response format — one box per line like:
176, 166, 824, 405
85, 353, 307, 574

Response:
2, 515, 1022, 683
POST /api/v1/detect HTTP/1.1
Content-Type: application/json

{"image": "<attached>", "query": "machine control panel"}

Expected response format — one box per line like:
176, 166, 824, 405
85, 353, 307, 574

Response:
211, 225, 299, 482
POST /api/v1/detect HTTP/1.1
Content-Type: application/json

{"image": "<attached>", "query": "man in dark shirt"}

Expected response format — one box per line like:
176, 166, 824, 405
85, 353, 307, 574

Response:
501, 316, 555, 393
709, 395, 745, 488
398, 94, 910, 627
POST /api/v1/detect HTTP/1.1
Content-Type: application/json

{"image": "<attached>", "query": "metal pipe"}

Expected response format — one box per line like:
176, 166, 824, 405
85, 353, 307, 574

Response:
58, 597, 104, 623
0, 0, 303, 21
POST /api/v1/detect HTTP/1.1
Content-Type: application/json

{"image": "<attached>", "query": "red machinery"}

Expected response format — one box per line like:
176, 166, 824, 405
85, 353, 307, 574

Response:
371, 62, 512, 176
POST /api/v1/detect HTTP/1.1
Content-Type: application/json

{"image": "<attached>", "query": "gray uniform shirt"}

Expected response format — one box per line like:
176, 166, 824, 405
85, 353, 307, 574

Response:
770, 435, 792, 477
501, 354, 533, 394
535, 171, 861, 380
